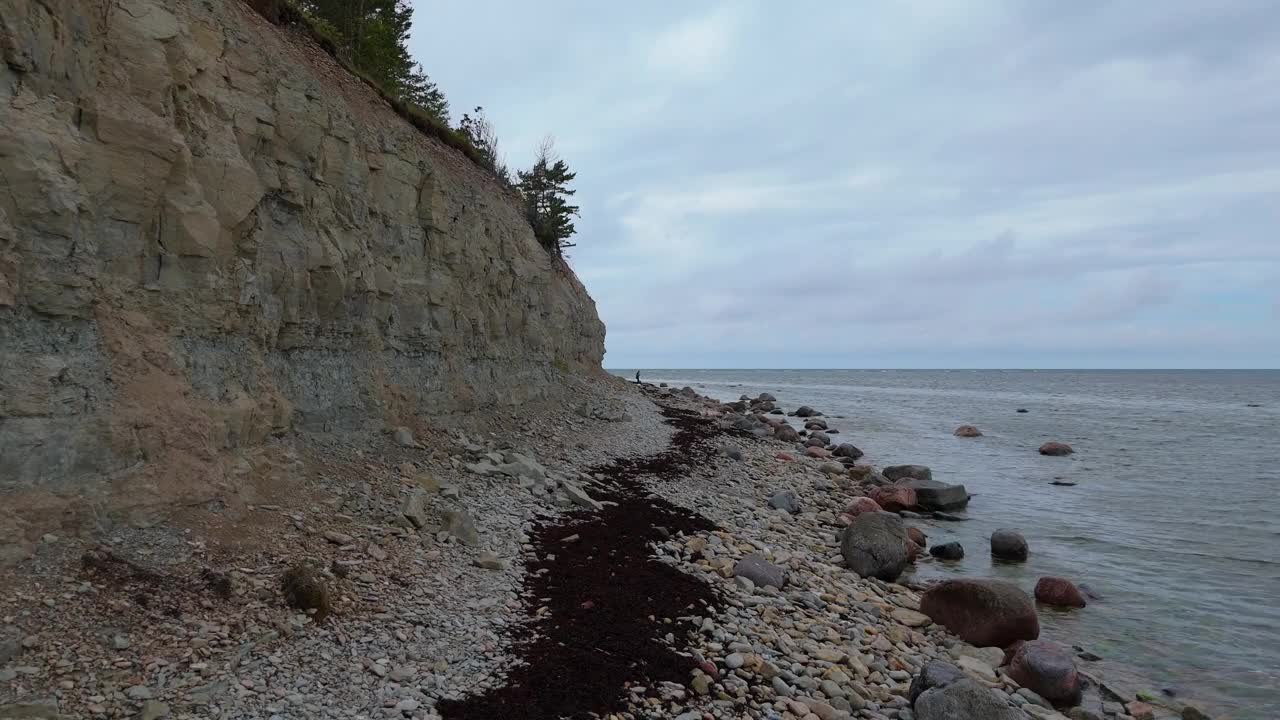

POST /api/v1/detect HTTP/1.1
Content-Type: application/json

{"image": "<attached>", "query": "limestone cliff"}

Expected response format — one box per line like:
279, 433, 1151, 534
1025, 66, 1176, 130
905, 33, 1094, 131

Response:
0, 0, 605, 539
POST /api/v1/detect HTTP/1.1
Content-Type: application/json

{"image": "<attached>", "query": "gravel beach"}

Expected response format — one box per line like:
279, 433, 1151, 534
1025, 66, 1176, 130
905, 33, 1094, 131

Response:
0, 377, 1218, 720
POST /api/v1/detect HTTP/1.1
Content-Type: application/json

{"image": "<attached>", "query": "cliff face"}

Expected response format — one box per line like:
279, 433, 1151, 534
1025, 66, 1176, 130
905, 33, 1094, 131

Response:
0, 0, 604, 534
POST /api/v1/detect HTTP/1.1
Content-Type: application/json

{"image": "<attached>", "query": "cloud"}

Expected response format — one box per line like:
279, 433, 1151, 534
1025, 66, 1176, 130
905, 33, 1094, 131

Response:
408, 0, 1280, 368
647, 6, 741, 79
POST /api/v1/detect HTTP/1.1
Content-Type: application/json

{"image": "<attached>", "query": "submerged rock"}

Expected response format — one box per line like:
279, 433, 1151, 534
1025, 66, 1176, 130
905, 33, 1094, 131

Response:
920, 578, 1040, 647
929, 541, 964, 560
883, 464, 932, 482
840, 512, 909, 582
794, 405, 822, 417
1035, 577, 1087, 608
953, 424, 983, 437
1039, 441, 1074, 456
990, 528, 1029, 561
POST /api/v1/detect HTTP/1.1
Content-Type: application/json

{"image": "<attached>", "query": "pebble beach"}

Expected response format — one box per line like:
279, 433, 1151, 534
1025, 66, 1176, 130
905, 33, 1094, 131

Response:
0, 376, 1223, 720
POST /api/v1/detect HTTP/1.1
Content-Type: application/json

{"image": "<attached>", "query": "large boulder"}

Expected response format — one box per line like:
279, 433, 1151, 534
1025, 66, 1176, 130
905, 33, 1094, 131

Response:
1034, 577, 1087, 608
794, 406, 822, 417
883, 464, 932, 482
775, 424, 800, 442
804, 418, 828, 430
734, 553, 787, 588
920, 579, 1040, 647
842, 497, 882, 518
870, 485, 917, 513
929, 541, 964, 560
832, 443, 863, 459
914, 679, 1024, 720
757, 392, 777, 402
953, 425, 983, 437
804, 446, 831, 459
1006, 640, 1082, 706
1039, 441, 1074, 456
805, 433, 830, 447
840, 512, 909, 581
990, 528, 1029, 561
906, 526, 928, 548
895, 478, 969, 511
909, 661, 966, 704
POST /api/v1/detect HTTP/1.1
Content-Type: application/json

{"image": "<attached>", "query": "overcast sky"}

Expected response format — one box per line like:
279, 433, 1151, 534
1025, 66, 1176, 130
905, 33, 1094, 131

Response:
409, 2, 1280, 369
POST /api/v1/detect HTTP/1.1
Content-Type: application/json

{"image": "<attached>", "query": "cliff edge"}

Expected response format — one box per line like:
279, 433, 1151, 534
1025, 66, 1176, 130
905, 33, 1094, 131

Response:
0, 0, 605, 546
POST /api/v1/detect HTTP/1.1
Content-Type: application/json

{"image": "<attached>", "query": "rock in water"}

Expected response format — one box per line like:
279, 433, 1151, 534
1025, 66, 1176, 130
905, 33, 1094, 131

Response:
953, 424, 983, 437
840, 512, 909, 581
795, 405, 822, 417
768, 489, 801, 514
883, 464, 933, 482
808, 431, 831, 446
870, 485, 917, 513
832, 443, 863, 459
990, 528, 1029, 561
908, 660, 967, 704
1034, 577, 1087, 608
1006, 640, 1082, 706
920, 579, 1040, 647
929, 541, 964, 560
895, 478, 969, 511
734, 552, 787, 589
906, 526, 928, 548
1039, 441, 1074, 456
914, 679, 1024, 720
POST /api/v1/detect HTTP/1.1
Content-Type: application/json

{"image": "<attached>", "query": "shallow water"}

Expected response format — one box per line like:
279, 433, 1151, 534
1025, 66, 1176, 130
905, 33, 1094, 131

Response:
613, 369, 1280, 719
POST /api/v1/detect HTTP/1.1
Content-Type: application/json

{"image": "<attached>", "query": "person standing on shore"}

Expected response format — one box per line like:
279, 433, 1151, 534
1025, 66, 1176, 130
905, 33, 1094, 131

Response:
634, 370, 642, 384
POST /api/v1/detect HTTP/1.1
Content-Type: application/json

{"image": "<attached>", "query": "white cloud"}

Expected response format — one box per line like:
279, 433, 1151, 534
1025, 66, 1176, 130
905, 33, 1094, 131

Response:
647, 6, 741, 79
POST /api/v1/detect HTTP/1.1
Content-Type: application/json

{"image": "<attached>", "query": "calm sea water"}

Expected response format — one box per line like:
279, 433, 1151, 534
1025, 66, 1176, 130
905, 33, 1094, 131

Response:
612, 369, 1280, 719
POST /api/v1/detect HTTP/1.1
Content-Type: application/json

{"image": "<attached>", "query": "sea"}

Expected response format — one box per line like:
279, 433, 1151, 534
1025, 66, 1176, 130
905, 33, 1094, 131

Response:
610, 369, 1280, 719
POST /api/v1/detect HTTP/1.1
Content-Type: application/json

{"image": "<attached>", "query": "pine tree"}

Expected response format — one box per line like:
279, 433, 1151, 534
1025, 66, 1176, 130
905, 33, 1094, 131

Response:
518, 138, 580, 257
295, 0, 449, 122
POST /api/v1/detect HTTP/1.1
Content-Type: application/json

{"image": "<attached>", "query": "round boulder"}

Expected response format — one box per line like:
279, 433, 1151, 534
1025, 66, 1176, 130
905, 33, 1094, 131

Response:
870, 485, 918, 513
795, 405, 822, 417
842, 496, 882, 518
774, 424, 800, 442
1039, 441, 1074, 456
954, 425, 983, 437
929, 541, 964, 560
808, 431, 831, 446
1006, 640, 1082, 706
832, 443, 863, 459
840, 512, 909, 581
906, 526, 928, 548
990, 528, 1029, 561
909, 660, 966, 704
804, 419, 828, 430
804, 446, 831, 459
818, 461, 846, 475
1034, 577, 1087, 608
920, 578, 1040, 647
914, 679, 1024, 720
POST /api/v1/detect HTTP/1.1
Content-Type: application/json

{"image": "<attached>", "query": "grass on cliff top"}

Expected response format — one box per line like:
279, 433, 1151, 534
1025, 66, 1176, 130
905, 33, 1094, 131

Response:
245, 0, 497, 176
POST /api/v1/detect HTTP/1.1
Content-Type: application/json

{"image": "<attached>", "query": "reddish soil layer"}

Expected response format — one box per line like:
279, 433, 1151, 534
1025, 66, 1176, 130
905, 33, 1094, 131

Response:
437, 405, 731, 719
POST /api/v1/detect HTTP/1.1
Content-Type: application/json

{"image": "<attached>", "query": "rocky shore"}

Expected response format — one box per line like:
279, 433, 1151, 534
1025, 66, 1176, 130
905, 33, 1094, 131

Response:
0, 378, 1219, 720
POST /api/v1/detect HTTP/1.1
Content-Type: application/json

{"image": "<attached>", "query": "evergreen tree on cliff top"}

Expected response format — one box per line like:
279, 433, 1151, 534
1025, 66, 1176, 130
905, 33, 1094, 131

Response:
518, 138, 579, 258
296, 0, 449, 122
